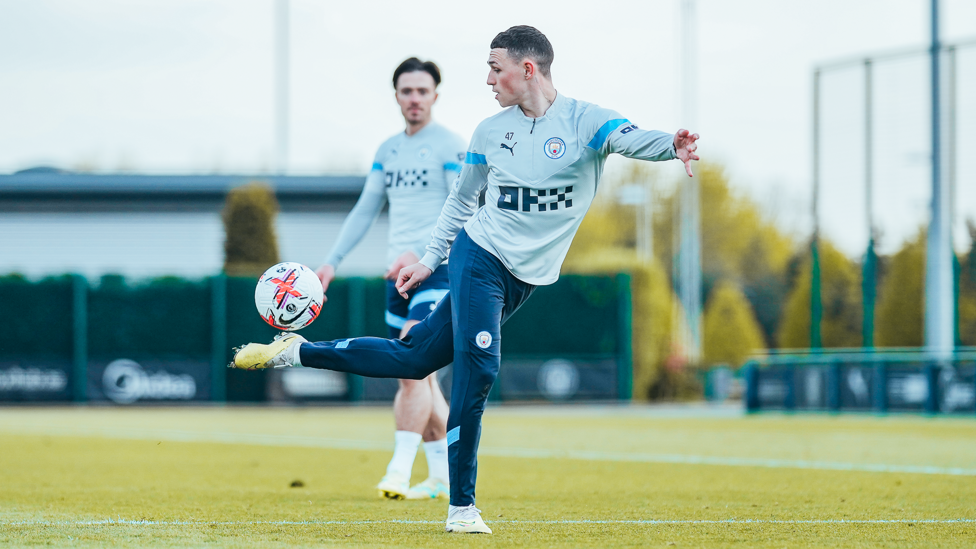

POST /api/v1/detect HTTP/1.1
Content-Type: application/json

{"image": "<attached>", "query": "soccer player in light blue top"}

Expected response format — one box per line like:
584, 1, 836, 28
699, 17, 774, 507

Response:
232, 26, 699, 534
315, 58, 466, 502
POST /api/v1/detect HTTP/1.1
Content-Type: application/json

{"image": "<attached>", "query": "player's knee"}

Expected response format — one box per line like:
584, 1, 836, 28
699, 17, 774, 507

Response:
398, 356, 439, 380
398, 378, 429, 392
464, 361, 499, 397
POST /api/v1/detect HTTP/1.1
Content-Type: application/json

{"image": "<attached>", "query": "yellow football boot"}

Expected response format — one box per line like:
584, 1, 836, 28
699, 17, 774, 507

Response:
230, 332, 306, 370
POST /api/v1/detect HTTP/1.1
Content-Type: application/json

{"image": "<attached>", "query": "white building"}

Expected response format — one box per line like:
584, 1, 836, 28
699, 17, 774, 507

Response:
0, 170, 388, 280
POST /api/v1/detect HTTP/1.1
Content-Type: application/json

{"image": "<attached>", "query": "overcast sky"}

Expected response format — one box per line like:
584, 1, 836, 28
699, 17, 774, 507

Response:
2, 0, 975, 256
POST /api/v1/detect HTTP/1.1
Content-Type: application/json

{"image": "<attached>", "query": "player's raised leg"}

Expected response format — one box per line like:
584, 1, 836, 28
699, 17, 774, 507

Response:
229, 293, 454, 380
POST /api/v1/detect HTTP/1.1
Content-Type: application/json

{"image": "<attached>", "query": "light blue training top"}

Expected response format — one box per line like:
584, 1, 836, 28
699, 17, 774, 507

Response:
419, 93, 678, 286
324, 121, 466, 269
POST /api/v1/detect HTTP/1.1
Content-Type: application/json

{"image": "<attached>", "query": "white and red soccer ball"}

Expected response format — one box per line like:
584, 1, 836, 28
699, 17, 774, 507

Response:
254, 262, 323, 331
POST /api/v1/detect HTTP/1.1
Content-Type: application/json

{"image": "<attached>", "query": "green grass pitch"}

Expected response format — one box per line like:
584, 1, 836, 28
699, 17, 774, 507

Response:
1, 405, 974, 548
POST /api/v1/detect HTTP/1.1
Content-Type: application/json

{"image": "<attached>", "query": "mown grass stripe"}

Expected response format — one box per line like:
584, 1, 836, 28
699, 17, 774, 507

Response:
5, 519, 976, 526
3, 424, 976, 477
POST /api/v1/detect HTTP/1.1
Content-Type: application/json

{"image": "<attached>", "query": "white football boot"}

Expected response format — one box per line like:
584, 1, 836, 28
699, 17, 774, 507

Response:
445, 504, 492, 534
406, 477, 449, 500
230, 332, 306, 370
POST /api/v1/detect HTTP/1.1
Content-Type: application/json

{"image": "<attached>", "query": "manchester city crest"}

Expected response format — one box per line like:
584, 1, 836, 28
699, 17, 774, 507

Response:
544, 137, 566, 159
475, 331, 492, 349
417, 146, 432, 160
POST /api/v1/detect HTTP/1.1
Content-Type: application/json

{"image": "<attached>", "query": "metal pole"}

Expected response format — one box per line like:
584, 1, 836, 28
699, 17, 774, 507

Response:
275, 0, 290, 174
811, 68, 823, 349
616, 273, 634, 400
689, 174, 702, 360
863, 59, 876, 348
865, 59, 874, 242
924, 0, 953, 358
948, 46, 956, 233
645, 174, 654, 261
72, 274, 88, 402
210, 274, 227, 403
637, 191, 648, 263
679, 0, 701, 362
811, 240, 823, 349
949, 45, 960, 347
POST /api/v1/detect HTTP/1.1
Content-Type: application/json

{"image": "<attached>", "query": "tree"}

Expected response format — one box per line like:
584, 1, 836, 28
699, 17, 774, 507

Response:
222, 182, 280, 277
778, 239, 862, 348
703, 281, 767, 366
563, 165, 683, 399
563, 160, 791, 399
653, 163, 794, 344
875, 230, 925, 347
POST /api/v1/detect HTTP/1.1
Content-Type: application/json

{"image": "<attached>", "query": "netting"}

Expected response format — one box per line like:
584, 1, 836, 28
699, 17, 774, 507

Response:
817, 42, 976, 257
0, 275, 74, 359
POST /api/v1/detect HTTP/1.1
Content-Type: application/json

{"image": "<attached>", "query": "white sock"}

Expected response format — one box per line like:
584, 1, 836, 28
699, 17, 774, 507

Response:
292, 342, 303, 367
385, 430, 422, 481
424, 438, 449, 482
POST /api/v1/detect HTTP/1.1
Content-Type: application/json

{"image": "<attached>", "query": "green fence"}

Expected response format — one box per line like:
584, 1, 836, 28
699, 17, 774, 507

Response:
0, 273, 632, 404
743, 348, 976, 414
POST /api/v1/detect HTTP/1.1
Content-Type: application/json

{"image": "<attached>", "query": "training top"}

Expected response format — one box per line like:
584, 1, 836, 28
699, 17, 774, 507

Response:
418, 93, 677, 285
324, 122, 466, 269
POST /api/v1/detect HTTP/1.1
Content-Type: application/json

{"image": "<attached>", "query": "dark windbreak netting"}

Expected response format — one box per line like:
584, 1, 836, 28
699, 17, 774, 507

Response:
501, 274, 622, 355
88, 275, 212, 358
0, 274, 75, 402
0, 272, 629, 403
0, 274, 74, 359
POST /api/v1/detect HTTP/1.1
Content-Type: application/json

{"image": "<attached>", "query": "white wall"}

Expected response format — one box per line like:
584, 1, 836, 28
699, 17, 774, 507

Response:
0, 211, 389, 280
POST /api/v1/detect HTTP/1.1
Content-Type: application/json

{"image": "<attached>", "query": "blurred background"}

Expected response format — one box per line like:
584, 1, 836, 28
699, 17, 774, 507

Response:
1, 0, 974, 410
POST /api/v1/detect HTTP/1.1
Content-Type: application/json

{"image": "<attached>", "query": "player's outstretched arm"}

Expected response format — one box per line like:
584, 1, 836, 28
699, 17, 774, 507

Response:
395, 263, 432, 299
319, 166, 388, 287
673, 129, 701, 177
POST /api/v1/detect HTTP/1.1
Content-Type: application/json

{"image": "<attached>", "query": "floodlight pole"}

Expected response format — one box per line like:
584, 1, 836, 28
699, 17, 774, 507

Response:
811, 68, 823, 350
924, 0, 954, 359
862, 59, 876, 348
275, 0, 290, 174
677, 0, 702, 363
948, 46, 960, 346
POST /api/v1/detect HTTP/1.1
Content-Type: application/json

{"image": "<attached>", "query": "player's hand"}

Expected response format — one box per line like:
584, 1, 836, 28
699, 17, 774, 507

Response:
395, 263, 432, 299
673, 129, 700, 177
315, 264, 335, 300
384, 250, 420, 281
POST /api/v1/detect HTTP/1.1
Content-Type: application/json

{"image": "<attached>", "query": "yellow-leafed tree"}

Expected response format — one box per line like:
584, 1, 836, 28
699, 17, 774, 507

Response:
875, 230, 925, 347
778, 239, 862, 348
653, 163, 794, 346
563, 160, 791, 399
703, 281, 767, 366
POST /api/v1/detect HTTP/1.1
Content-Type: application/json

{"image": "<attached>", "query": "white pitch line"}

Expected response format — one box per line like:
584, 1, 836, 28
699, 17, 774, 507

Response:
5, 519, 976, 526
3, 424, 976, 477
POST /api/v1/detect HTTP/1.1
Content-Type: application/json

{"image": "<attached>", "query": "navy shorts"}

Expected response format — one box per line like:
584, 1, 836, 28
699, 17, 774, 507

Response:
385, 264, 450, 338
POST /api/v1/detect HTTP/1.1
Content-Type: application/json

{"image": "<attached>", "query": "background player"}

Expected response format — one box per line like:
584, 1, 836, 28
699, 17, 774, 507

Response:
315, 57, 466, 501
233, 25, 699, 533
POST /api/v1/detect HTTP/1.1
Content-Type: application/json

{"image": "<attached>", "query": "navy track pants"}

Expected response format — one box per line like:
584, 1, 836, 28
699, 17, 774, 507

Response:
298, 230, 536, 506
